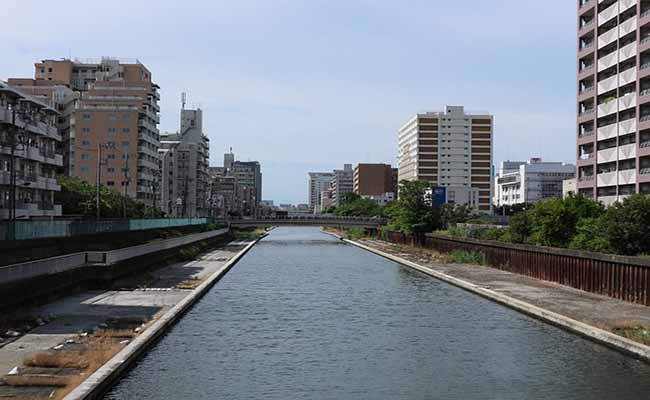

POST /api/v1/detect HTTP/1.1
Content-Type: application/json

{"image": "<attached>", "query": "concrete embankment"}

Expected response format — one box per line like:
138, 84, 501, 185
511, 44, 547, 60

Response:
63, 237, 261, 400
0, 228, 231, 308
334, 234, 650, 363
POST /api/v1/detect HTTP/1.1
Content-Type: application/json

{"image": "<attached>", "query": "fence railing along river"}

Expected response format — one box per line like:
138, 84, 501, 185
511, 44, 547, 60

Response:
367, 230, 650, 306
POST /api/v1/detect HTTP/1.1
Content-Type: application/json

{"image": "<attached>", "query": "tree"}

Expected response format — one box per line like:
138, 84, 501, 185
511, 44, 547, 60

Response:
56, 176, 162, 218
441, 203, 479, 227
385, 180, 442, 233
524, 194, 604, 247
334, 193, 382, 217
593, 194, 650, 255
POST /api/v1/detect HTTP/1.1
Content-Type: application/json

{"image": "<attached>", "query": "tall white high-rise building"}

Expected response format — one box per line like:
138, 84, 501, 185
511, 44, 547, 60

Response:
397, 105, 493, 211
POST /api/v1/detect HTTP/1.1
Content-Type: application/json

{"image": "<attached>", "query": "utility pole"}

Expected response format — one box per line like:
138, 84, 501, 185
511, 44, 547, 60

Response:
96, 143, 104, 220
122, 152, 129, 219
9, 104, 17, 240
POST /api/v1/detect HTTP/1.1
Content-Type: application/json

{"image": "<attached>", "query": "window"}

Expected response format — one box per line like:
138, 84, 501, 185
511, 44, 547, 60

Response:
123, 128, 130, 133
82, 127, 91, 134
109, 114, 118, 120
107, 167, 116, 173
106, 181, 115, 186
107, 154, 116, 160
81, 154, 90, 161
106, 141, 116, 149
108, 127, 117, 133
81, 140, 91, 146
123, 113, 130, 120
122, 141, 129, 147
82, 114, 92, 120
80, 167, 90, 173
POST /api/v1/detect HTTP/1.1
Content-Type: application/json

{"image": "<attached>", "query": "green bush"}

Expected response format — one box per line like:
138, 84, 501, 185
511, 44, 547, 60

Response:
345, 227, 367, 240
450, 250, 486, 265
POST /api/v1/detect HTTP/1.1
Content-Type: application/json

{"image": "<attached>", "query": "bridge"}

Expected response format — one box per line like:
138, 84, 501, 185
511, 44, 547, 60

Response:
227, 215, 386, 228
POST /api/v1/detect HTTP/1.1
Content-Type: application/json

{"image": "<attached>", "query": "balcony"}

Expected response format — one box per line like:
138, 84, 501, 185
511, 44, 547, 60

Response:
619, 67, 637, 86
620, 118, 637, 135
619, 16, 637, 39
598, 2, 619, 25
598, 26, 618, 49
618, 92, 637, 111
598, 51, 618, 71
597, 122, 617, 140
618, 143, 637, 160
619, 169, 637, 185
579, 174, 594, 182
599, 195, 619, 207
597, 74, 618, 94
597, 147, 618, 163
597, 170, 618, 187
597, 99, 617, 117
619, 41, 637, 63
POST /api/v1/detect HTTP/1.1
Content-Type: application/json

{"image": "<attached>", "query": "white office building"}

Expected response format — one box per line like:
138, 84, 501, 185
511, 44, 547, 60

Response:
495, 158, 576, 207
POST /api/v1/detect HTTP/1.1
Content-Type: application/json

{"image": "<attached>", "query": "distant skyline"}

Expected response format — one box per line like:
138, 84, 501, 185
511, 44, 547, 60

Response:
1, 0, 576, 204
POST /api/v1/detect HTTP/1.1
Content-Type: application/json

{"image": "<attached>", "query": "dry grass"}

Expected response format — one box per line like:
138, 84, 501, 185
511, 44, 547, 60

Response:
175, 278, 203, 290
389, 243, 452, 264
7, 328, 139, 400
3, 374, 71, 387
611, 325, 650, 346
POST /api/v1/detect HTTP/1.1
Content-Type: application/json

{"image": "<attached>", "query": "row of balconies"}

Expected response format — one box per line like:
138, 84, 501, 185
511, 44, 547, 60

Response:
0, 145, 64, 167
0, 170, 61, 191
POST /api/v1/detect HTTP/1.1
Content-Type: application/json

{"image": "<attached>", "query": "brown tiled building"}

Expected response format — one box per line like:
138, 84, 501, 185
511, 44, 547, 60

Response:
353, 163, 397, 204
397, 105, 493, 211
8, 58, 161, 206
576, 1, 650, 206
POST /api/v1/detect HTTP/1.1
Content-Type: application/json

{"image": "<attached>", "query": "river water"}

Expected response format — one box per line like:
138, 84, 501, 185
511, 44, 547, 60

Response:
104, 227, 650, 399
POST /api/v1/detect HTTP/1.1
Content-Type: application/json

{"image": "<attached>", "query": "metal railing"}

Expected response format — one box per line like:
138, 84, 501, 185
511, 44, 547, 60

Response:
368, 230, 650, 306
0, 218, 209, 241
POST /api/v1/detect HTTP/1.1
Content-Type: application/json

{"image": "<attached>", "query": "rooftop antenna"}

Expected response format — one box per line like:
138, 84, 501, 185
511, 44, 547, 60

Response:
181, 92, 186, 110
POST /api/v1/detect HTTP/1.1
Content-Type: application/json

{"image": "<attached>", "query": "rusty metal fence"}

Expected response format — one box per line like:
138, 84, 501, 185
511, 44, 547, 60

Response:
367, 229, 650, 306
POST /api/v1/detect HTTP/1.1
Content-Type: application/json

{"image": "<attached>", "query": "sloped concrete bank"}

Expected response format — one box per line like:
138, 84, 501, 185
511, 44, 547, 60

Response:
62, 236, 263, 400
335, 234, 650, 363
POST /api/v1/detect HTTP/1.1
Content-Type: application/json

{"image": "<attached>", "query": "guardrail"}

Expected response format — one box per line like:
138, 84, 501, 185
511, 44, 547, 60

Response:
229, 216, 386, 226
0, 218, 209, 241
368, 230, 650, 306
0, 229, 230, 286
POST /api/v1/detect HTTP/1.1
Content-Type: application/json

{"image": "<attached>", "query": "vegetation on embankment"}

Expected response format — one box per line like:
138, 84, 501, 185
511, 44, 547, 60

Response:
56, 176, 164, 218
231, 227, 268, 241
443, 194, 650, 257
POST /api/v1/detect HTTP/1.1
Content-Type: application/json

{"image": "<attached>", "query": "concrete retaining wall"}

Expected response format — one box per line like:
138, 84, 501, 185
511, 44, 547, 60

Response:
0, 229, 229, 287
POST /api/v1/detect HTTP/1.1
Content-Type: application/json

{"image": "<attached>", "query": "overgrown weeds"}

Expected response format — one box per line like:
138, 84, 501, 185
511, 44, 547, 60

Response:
449, 250, 486, 265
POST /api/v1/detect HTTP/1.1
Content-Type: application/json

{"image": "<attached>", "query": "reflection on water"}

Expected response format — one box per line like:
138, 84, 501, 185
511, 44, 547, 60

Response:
105, 227, 650, 400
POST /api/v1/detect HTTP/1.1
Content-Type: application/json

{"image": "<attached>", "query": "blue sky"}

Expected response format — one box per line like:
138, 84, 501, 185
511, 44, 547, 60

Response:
1, 0, 576, 204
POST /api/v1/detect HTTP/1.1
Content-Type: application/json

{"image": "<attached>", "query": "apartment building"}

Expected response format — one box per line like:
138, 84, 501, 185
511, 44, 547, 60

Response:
209, 152, 263, 216
397, 105, 493, 211
308, 172, 335, 212
8, 57, 161, 206
576, 0, 650, 205
159, 107, 210, 217
353, 163, 398, 205
494, 158, 576, 207
331, 164, 353, 206
0, 82, 63, 219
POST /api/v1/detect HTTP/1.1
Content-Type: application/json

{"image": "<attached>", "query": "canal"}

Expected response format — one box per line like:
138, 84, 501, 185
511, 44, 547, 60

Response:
104, 227, 650, 399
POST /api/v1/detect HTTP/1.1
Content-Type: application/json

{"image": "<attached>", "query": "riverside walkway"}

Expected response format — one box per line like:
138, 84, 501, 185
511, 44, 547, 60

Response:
353, 237, 650, 357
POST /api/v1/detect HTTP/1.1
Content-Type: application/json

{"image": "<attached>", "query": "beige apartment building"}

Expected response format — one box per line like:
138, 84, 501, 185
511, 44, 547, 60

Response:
397, 106, 493, 211
576, 1, 650, 205
9, 57, 161, 206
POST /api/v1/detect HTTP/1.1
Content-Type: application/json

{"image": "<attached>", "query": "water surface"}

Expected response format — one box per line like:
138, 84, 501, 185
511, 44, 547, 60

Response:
104, 227, 650, 399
